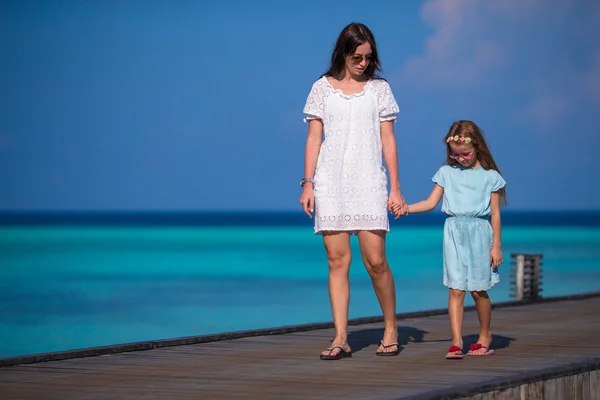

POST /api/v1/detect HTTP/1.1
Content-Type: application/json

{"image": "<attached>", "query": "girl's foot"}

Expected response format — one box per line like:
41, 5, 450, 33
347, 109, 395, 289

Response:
467, 334, 494, 355
446, 341, 464, 359
376, 329, 399, 355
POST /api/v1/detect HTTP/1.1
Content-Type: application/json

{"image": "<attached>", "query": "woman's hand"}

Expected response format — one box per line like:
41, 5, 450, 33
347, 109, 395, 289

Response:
388, 190, 407, 220
299, 185, 314, 218
490, 247, 503, 269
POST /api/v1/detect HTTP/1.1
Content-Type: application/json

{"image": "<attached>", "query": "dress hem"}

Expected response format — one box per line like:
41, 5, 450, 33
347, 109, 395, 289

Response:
314, 226, 390, 236
443, 278, 500, 292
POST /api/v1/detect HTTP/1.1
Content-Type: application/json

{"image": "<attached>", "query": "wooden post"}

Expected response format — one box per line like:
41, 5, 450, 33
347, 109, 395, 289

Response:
509, 253, 543, 301
513, 254, 525, 301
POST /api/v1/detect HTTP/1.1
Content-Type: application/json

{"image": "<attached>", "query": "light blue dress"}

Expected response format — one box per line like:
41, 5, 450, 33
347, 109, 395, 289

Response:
432, 165, 507, 292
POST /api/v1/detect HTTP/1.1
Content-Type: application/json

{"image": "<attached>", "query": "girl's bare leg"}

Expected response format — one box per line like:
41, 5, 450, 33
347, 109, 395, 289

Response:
447, 288, 466, 356
468, 290, 493, 354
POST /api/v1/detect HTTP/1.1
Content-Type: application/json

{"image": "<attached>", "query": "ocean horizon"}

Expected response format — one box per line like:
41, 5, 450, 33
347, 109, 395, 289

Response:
1, 210, 599, 359
1, 209, 599, 227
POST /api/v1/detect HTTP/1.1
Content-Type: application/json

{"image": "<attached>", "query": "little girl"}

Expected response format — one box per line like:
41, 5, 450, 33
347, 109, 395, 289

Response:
401, 120, 507, 360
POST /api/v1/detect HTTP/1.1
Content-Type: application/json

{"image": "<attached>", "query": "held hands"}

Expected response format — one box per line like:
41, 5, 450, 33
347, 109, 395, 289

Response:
388, 190, 408, 220
301, 186, 409, 220
299, 185, 314, 218
490, 247, 503, 269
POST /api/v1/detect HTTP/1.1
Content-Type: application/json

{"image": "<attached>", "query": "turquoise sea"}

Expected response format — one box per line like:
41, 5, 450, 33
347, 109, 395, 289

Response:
1, 211, 599, 359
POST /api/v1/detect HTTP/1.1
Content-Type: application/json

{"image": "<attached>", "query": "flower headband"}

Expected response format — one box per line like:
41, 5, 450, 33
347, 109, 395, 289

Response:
446, 135, 472, 144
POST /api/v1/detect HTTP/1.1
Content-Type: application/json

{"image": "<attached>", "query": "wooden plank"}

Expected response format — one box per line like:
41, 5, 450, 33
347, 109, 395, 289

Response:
466, 394, 488, 400
567, 373, 584, 400
590, 369, 600, 400
489, 386, 521, 400
521, 380, 544, 400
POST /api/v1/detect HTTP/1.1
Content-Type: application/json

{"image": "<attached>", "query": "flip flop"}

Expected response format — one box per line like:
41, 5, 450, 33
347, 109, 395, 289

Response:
445, 345, 464, 360
376, 340, 400, 357
467, 343, 495, 356
320, 345, 352, 360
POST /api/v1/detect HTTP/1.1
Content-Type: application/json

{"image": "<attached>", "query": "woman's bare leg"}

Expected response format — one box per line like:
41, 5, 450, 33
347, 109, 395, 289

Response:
321, 231, 352, 356
357, 230, 398, 354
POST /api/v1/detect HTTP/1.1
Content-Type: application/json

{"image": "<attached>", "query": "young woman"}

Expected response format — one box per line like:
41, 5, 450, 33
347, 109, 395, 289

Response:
299, 22, 407, 360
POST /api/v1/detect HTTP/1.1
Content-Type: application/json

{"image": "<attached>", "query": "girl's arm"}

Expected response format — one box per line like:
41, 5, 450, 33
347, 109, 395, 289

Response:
407, 184, 444, 214
490, 191, 503, 268
490, 192, 502, 248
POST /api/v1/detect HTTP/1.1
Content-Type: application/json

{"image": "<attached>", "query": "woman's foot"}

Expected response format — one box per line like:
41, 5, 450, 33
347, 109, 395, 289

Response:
376, 329, 399, 355
467, 334, 494, 356
320, 339, 352, 360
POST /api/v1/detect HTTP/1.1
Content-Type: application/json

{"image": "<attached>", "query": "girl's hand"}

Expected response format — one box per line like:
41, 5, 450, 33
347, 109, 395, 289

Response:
390, 203, 407, 219
388, 190, 407, 220
490, 247, 503, 269
299, 185, 314, 218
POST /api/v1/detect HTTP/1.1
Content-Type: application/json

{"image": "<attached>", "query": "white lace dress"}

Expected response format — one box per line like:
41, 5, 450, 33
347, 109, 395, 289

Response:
303, 76, 400, 235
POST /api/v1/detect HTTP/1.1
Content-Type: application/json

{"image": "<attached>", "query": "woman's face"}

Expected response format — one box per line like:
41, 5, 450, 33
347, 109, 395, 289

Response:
345, 42, 372, 76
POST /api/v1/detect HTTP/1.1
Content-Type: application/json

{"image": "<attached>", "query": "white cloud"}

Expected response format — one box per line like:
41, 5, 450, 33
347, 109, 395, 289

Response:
399, 0, 505, 89
398, 0, 600, 131
486, 0, 553, 16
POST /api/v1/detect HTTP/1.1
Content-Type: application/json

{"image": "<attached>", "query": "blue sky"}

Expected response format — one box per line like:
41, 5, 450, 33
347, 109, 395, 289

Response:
1, 0, 599, 211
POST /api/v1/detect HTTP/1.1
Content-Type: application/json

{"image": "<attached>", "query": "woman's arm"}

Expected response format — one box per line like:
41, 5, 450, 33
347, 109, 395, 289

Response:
299, 119, 323, 217
381, 120, 408, 217
407, 184, 444, 214
303, 119, 322, 180
381, 121, 401, 193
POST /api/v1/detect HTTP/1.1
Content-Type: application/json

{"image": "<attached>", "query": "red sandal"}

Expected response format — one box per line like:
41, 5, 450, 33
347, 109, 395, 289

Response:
467, 343, 495, 356
445, 345, 464, 359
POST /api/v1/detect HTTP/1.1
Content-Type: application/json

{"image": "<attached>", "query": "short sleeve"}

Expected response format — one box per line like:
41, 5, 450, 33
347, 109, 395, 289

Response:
432, 166, 447, 188
491, 171, 506, 192
303, 78, 329, 123
374, 79, 400, 122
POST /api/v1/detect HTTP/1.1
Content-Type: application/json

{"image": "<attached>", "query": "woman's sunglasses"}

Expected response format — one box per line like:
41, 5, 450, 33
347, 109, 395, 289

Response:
350, 54, 373, 64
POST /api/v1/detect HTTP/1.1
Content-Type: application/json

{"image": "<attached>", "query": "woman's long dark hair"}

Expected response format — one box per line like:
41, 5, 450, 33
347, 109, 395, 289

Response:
322, 22, 382, 80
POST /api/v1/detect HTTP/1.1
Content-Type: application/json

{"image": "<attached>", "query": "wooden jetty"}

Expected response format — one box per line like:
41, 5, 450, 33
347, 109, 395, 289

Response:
1, 292, 599, 400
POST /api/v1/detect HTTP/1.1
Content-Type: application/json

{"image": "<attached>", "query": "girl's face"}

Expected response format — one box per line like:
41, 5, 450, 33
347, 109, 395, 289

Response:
345, 42, 372, 77
449, 142, 478, 168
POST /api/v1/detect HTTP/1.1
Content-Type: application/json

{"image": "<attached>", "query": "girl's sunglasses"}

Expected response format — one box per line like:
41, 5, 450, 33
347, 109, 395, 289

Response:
449, 149, 475, 159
